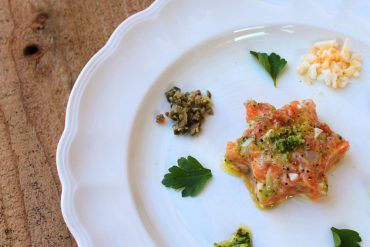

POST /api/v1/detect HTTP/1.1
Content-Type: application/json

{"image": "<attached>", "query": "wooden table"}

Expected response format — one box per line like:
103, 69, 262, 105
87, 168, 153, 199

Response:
0, 0, 153, 245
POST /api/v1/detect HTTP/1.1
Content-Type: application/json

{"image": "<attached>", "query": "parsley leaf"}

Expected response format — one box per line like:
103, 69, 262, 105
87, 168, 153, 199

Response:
250, 51, 287, 87
162, 156, 212, 197
331, 227, 362, 247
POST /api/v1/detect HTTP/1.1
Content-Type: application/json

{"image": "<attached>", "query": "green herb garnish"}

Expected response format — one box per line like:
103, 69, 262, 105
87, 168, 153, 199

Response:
269, 127, 305, 153
275, 133, 305, 153
331, 227, 362, 247
162, 156, 212, 197
250, 51, 287, 87
214, 227, 252, 247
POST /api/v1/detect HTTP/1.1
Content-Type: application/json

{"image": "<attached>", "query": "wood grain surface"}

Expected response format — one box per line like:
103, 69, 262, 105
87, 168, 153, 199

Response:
0, 0, 154, 246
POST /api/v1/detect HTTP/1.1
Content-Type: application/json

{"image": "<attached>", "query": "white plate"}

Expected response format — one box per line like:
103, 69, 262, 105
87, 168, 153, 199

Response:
57, 0, 370, 246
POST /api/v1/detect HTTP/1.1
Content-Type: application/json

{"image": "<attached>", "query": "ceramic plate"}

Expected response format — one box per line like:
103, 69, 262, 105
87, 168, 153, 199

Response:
57, 0, 370, 246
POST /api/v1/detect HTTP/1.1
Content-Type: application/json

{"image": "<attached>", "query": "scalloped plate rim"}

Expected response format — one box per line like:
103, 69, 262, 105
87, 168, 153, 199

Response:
56, 0, 168, 245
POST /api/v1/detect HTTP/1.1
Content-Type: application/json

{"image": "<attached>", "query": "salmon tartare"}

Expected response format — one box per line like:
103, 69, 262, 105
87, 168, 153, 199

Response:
225, 100, 349, 208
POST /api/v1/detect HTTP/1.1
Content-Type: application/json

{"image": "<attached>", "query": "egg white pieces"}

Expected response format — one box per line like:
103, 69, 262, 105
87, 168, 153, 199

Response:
297, 39, 363, 88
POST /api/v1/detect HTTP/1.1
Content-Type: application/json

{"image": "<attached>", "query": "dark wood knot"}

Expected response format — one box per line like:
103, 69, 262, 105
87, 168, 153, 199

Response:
23, 44, 39, 56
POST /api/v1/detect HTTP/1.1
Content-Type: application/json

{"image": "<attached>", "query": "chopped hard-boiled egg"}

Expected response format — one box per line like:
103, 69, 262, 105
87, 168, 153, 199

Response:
314, 127, 323, 139
297, 39, 363, 88
288, 173, 298, 181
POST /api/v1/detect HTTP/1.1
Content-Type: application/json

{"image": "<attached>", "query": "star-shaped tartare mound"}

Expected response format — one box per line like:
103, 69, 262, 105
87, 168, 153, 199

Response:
225, 99, 349, 209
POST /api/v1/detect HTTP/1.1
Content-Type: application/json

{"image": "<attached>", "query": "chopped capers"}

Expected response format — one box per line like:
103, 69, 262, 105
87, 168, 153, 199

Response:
162, 86, 213, 136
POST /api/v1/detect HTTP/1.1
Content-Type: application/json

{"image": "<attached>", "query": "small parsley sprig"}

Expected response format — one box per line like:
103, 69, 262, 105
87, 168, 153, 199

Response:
162, 156, 212, 197
331, 227, 362, 247
250, 51, 287, 87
